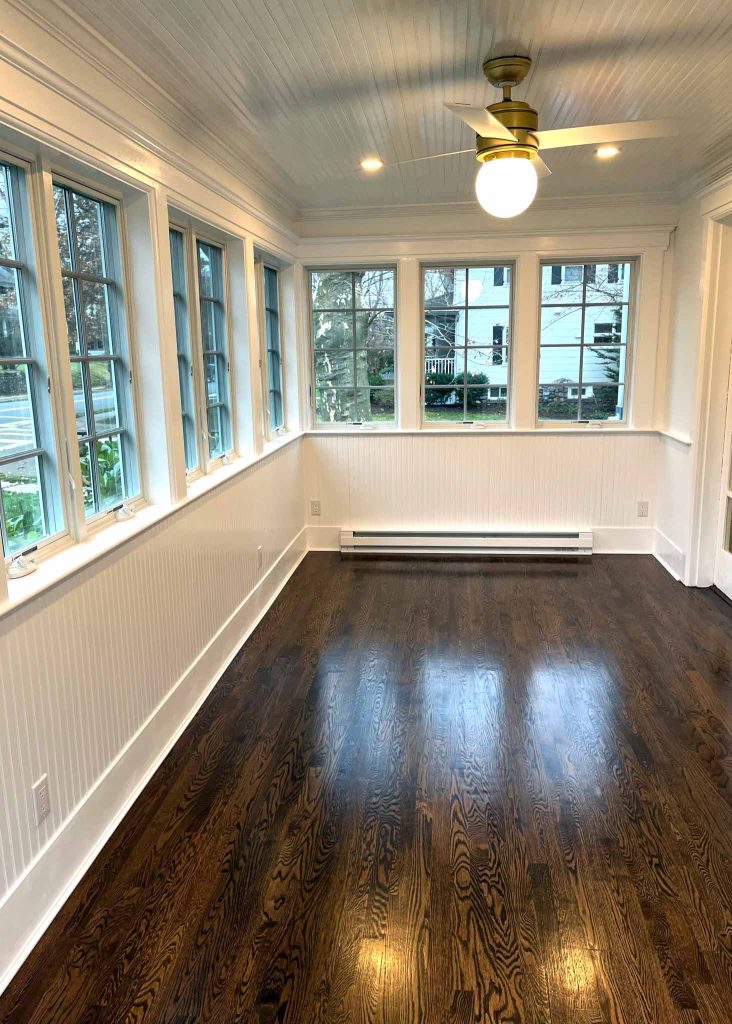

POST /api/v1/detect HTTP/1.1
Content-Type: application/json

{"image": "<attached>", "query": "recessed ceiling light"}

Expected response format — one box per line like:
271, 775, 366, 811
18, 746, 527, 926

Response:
596, 144, 621, 159
360, 156, 384, 172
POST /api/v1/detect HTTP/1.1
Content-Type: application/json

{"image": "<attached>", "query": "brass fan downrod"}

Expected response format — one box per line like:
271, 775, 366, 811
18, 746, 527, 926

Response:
477, 55, 539, 164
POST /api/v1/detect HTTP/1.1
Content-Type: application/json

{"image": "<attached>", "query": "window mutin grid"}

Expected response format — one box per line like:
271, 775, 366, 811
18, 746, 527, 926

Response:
0, 160, 60, 556
196, 238, 231, 459
169, 226, 199, 472
422, 264, 513, 424
538, 260, 635, 422
54, 180, 138, 517
263, 264, 284, 433
309, 267, 396, 425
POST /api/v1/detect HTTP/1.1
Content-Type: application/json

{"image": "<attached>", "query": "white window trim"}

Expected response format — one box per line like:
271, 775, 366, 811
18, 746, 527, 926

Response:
307, 263, 398, 431
419, 260, 516, 431
534, 255, 639, 430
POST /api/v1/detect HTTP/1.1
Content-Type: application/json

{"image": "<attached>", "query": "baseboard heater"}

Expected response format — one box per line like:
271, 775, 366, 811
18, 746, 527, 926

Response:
340, 529, 593, 557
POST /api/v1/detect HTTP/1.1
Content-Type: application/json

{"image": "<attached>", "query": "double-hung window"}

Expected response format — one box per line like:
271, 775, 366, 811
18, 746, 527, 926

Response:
538, 261, 633, 421
258, 263, 284, 435
310, 268, 396, 424
54, 181, 138, 516
1, 160, 61, 556
197, 239, 231, 460
169, 227, 199, 472
423, 265, 512, 423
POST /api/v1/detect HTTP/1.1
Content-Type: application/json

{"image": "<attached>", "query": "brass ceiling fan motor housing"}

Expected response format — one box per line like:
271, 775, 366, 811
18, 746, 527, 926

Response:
477, 55, 539, 164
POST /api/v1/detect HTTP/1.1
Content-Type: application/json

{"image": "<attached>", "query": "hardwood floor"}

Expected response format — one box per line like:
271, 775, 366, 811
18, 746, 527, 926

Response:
3, 553, 732, 1023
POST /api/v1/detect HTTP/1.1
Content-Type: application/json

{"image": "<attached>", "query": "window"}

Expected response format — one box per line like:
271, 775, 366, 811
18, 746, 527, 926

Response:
259, 264, 284, 434
169, 227, 198, 472
54, 181, 138, 516
1, 161, 61, 555
310, 268, 395, 424
196, 239, 231, 459
423, 265, 512, 423
538, 261, 633, 422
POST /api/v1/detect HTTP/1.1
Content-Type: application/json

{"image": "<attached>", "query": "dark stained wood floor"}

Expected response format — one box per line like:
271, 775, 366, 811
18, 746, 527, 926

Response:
3, 553, 732, 1023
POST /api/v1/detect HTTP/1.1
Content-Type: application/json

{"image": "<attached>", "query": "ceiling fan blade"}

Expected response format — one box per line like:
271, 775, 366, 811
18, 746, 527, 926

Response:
383, 148, 475, 169
536, 119, 677, 150
533, 155, 552, 178
445, 103, 517, 142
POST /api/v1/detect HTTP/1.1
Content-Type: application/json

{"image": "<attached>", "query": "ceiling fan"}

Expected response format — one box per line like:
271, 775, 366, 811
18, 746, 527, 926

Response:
364, 55, 676, 219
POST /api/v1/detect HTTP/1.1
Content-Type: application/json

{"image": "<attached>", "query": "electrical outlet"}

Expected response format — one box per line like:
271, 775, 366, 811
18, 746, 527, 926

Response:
637, 500, 650, 519
257, 545, 263, 571
310, 499, 321, 517
31, 774, 50, 827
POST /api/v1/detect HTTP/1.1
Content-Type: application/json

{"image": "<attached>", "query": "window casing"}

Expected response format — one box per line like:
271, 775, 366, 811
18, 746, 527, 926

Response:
310, 268, 396, 425
1, 160, 61, 556
423, 265, 512, 424
538, 261, 634, 422
196, 239, 231, 460
258, 263, 285, 436
169, 226, 198, 472
54, 180, 138, 517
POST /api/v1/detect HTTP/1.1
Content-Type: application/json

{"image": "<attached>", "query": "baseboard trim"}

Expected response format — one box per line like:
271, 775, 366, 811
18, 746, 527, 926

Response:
653, 528, 685, 581
0, 525, 308, 999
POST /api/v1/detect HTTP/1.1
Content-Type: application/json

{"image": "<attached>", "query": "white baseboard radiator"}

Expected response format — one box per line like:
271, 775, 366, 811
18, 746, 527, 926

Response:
340, 529, 593, 557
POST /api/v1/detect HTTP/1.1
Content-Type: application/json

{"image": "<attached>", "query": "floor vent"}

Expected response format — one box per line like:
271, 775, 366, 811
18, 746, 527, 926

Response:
340, 529, 593, 557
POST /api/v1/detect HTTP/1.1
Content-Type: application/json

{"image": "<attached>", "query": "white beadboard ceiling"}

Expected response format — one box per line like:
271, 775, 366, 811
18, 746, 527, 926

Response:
27, 0, 732, 211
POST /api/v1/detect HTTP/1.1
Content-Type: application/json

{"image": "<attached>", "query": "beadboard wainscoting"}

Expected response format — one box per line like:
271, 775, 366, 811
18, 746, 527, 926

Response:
0, 438, 306, 994
305, 432, 661, 553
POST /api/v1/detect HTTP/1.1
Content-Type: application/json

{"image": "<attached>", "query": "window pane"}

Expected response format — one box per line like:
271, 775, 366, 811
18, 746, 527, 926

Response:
90, 361, 119, 433
71, 362, 88, 437
360, 348, 395, 386
540, 306, 583, 345
365, 387, 394, 420
264, 265, 278, 309
0, 267, 26, 358
169, 228, 198, 473
465, 348, 509, 387
424, 267, 466, 306
207, 406, 226, 458
0, 168, 15, 261
62, 276, 80, 355
96, 434, 124, 511
200, 299, 224, 353
583, 346, 627, 385
583, 304, 629, 346
205, 353, 226, 404
315, 349, 353, 388
267, 349, 281, 392
80, 280, 112, 355
311, 271, 352, 309
426, 308, 464, 349
78, 440, 95, 513
466, 307, 510, 347
1, 456, 44, 554
356, 309, 394, 348
539, 346, 581, 383
269, 389, 283, 430
72, 192, 105, 277
424, 345, 459, 377
424, 387, 463, 421
197, 241, 223, 299
0, 363, 34, 456
586, 262, 632, 303
466, 386, 505, 420
583, 385, 625, 420
466, 266, 511, 305
354, 269, 394, 309
315, 388, 354, 422
313, 310, 352, 349
53, 185, 72, 271
538, 387, 579, 420
541, 264, 584, 304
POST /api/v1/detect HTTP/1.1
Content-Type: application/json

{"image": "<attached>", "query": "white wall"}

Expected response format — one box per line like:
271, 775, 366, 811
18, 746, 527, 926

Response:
0, 438, 306, 991
306, 432, 659, 552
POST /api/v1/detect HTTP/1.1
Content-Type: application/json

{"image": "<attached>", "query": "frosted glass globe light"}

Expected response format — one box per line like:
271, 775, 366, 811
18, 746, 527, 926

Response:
475, 157, 538, 218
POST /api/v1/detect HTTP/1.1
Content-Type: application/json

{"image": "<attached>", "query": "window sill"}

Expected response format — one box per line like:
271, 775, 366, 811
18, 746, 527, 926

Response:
305, 427, 661, 438
1, 431, 304, 620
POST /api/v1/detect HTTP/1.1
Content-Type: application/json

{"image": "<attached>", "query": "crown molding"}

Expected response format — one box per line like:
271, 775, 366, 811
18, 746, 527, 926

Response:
3, 0, 299, 229
296, 190, 679, 223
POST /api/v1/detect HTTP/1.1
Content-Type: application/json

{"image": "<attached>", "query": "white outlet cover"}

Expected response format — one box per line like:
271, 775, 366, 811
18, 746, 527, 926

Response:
31, 774, 50, 827
310, 500, 321, 516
